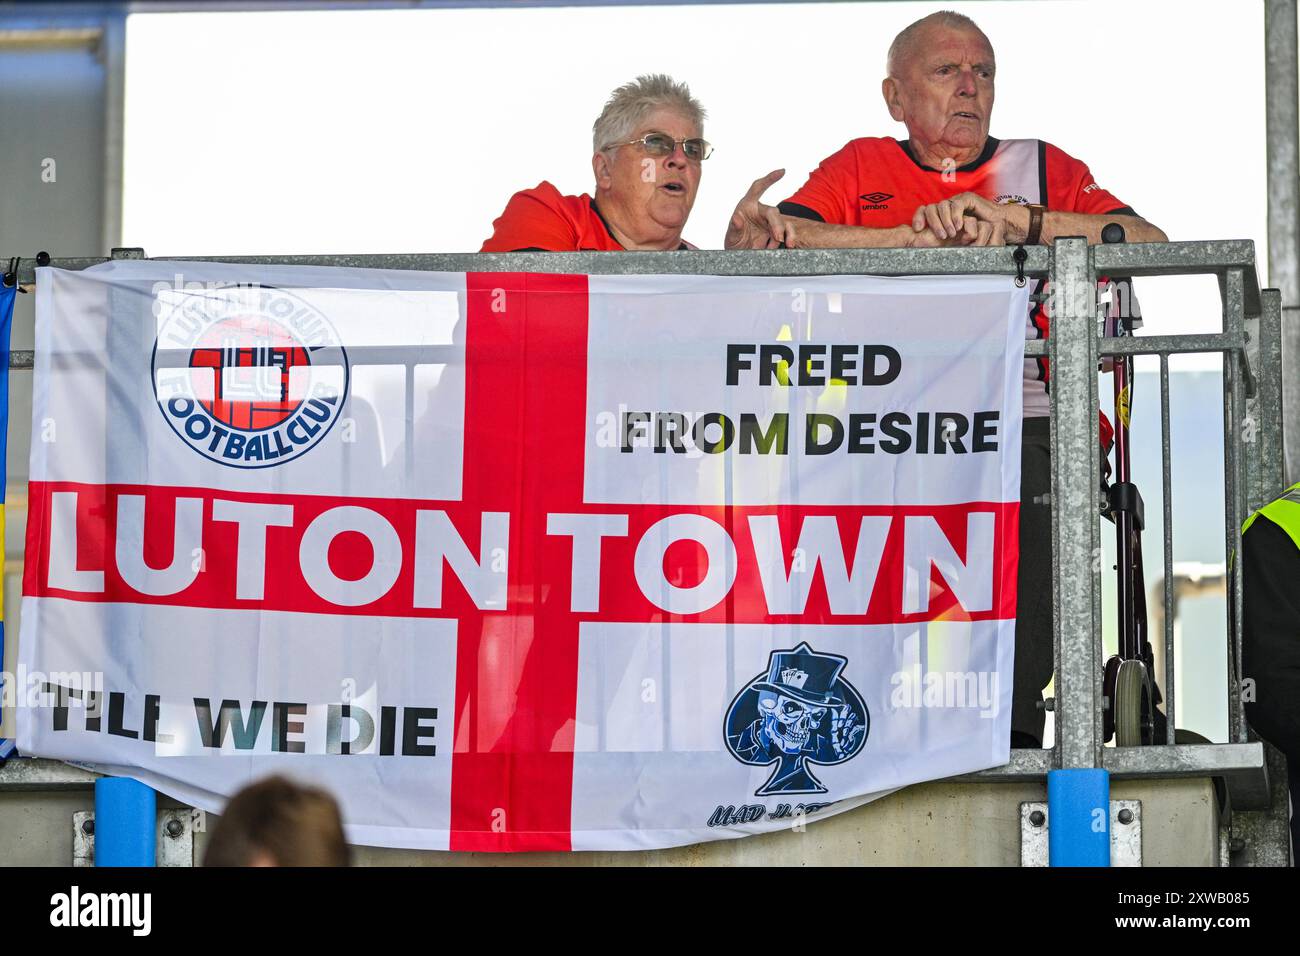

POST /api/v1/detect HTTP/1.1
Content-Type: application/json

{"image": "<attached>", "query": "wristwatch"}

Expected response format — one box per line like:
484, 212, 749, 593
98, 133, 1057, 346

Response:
1024, 203, 1046, 245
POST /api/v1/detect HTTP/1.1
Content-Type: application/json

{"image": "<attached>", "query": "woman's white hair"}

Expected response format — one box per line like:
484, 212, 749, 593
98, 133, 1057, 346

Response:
592, 74, 705, 154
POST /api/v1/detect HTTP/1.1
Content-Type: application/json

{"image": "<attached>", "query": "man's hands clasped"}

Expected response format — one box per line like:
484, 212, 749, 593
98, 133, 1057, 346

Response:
910, 190, 1028, 246
724, 178, 1022, 250
906, 211, 1004, 248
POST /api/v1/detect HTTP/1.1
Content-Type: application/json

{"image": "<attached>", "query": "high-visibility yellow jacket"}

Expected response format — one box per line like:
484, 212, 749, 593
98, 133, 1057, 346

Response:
1243, 481, 1300, 548
1241, 480, 1300, 766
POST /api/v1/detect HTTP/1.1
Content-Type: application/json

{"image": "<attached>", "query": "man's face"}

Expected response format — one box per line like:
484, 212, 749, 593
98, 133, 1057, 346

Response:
884, 25, 995, 156
594, 107, 702, 237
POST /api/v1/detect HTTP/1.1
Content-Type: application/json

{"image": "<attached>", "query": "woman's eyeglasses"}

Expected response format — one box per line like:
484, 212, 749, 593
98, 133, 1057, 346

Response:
604, 132, 713, 161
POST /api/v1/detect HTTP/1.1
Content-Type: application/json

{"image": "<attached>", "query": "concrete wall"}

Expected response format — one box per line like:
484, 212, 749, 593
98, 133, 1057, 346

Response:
0, 776, 1221, 867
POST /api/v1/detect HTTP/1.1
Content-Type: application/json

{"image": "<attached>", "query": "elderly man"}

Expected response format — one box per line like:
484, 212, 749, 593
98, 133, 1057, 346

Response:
727, 10, 1168, 749
482, 74, 710, 252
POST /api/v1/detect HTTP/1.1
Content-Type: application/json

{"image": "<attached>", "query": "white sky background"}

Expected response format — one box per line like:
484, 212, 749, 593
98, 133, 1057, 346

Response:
116, 0, 1268, 741
122, 0, 1267, 371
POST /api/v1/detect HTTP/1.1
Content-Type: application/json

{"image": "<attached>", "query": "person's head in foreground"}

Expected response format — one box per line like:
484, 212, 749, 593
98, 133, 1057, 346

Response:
480, 74, 708, 252
202, 775, 350, 867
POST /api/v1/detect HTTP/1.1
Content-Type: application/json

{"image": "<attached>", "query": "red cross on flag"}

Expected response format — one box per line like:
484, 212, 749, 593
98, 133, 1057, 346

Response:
16, 261, 1026, 852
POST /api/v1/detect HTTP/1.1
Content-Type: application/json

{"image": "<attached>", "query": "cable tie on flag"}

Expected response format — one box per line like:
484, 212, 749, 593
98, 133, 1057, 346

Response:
1013, 245, 1027, 287
2, 257, 17, 289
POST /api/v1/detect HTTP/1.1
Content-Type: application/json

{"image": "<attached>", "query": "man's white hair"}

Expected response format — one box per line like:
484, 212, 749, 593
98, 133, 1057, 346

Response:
886, 10, 991, 77
592, 74, 705, 154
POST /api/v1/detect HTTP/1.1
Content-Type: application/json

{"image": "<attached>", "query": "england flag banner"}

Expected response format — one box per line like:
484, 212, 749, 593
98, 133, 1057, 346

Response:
17, 261, 1026, 851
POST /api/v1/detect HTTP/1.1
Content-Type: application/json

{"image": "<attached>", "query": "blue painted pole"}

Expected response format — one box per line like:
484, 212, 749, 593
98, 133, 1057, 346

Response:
1046, 768, 1110, 866
94, 777, 155, 867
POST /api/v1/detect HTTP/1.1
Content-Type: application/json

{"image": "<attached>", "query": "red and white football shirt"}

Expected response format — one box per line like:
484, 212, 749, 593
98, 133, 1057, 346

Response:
781, 137, 1135, 418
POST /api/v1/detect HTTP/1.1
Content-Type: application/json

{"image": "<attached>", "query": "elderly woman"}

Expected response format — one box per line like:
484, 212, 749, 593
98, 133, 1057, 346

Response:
480, 74, 710, 252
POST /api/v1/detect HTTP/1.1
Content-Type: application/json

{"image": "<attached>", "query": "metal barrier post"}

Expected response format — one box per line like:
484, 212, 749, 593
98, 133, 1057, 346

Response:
1224, 268, 1248, 742
1048, 237, 1108, 863
1051, 237, 1103, 770
1159, 353, 1177, 742
1257, 289, 1286, 498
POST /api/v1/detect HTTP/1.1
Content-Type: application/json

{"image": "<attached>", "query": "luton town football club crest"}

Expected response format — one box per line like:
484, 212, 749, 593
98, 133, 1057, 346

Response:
724, 643, 869, 796
151, 284, 350, 469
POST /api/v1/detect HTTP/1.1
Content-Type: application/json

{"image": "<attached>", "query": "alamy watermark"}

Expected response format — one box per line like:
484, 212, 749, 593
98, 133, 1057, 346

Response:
889, 664, 1000, 718
1, 666, 104, 710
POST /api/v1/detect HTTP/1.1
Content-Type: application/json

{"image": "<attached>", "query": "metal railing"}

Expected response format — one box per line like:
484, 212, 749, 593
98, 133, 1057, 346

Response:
0, 240, 1288, 859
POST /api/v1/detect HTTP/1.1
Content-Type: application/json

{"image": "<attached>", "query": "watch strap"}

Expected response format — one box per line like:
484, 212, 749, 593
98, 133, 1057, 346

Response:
1025, 203, 1046, 245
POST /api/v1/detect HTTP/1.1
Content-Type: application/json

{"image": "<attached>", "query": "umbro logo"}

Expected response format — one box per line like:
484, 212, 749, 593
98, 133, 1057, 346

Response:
859, 192, 893, 207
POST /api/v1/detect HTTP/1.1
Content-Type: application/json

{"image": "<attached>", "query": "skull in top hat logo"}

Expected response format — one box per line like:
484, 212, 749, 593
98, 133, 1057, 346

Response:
725, 643, 869, 796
